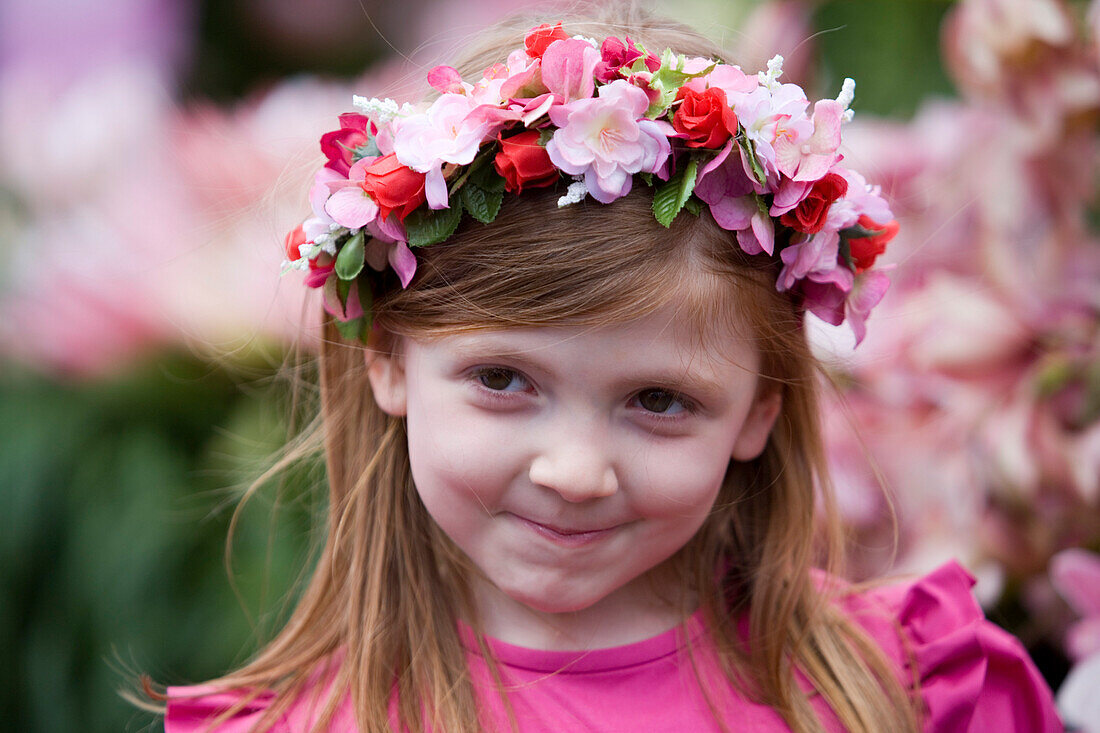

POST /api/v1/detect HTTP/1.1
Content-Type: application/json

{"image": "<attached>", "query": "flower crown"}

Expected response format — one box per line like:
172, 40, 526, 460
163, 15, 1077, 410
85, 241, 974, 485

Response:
285, 23, 899, 345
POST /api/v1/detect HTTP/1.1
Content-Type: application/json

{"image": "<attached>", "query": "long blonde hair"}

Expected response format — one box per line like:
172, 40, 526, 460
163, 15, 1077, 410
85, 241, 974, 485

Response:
193, 6, 921, 732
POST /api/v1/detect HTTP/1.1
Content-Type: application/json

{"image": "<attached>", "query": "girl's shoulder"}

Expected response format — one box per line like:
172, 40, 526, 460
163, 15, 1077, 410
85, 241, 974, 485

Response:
832, 560, 1063, 732
165, 680, 354, 733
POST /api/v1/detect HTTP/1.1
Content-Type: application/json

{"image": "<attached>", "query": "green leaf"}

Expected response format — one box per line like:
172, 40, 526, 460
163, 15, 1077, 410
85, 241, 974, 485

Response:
644, 50, 715, 118
684, 198, 702, 216
639, 172, 654, 187
842, 223, 881, 240
652, 158, 699, 228
404, 204, 463, 247
357, 277, 373, 322
468, 157, 506, 193
460, 184, 503, 224
837, 236, 854, 271
755, 193, 769, 217
448, 145, 499, 197
321, 268, 343, 314
352, 137, 381, 161
354, 278, 374, 337
334, 315, 368, 341
738, 135, 766, 186
334, 230, 365, 280
336, 276, 351, 308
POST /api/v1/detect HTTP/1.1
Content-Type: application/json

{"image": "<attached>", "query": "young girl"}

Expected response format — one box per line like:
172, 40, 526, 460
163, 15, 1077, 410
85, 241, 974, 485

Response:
164, 7, 1062, 732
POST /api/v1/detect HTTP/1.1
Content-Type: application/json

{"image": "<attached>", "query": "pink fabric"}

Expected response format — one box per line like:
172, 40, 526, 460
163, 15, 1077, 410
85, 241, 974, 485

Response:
165, 562, 1062, 732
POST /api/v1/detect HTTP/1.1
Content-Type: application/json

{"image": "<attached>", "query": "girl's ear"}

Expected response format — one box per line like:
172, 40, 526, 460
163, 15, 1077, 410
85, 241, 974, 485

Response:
731, 387, 782, 462
365, 335, 408, 417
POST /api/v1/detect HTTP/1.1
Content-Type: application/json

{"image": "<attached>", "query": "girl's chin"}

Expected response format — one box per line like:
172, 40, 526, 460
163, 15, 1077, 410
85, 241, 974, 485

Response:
501, 582, 612, 615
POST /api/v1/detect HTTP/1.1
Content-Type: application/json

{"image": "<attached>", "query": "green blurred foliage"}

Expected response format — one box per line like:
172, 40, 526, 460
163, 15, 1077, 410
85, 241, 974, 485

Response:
814, 0, 956, 117
1, 357, 322, 731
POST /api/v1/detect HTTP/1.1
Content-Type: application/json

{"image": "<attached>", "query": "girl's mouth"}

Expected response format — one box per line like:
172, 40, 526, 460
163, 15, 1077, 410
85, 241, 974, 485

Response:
508, 513, 620, 546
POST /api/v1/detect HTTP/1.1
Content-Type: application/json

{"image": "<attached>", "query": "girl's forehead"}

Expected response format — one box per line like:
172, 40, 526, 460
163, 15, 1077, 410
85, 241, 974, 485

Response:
412, 298, 761, 372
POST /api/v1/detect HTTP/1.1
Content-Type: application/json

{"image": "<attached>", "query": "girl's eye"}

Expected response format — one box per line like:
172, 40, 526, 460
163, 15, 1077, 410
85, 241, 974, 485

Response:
474, 367, 528, 393
635, 389, 690, 416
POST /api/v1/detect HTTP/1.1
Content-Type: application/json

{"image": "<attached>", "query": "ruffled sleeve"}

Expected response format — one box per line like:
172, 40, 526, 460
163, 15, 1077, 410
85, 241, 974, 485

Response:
860, 562, 1064, 733
165, 685, 284, 733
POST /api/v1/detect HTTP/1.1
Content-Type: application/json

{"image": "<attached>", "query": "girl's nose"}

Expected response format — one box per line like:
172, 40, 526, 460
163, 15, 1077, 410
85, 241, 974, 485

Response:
528, 433, 619, 502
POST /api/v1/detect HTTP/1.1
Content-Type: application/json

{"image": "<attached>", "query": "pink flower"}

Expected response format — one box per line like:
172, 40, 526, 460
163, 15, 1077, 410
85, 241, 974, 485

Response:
768, 176, 813, 216
900, 276, 1030, 376
309, 167, 344, 222
801, 267, 887, 345
729, 82, 809, 183
463, 50, 541, 107
319, 112, 371, 176
1051, 548, 1100, 660
1058, 653, 1100, 733
426, 65, 465, 95
777, 230, 845, 291
695, 141, 774, 254
391, 93, 498, 208
843, 268, 891, 345
773, 99, 844, 182
498, 49, 545, 100
541, 38, 601, 103
688, 64, 756, 98
593, 36, 659, 83
366, 236, 417, 288
831, 165, 894, 229
546, 79, 672, 204
323, 157, 379, 229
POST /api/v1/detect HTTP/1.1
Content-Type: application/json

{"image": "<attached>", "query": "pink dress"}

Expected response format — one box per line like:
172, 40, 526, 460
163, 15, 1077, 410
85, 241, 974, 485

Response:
166, 562, 1063, 732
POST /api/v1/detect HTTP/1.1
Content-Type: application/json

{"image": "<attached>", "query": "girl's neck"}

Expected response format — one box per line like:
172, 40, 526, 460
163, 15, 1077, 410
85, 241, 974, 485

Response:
469, 571, 697, 651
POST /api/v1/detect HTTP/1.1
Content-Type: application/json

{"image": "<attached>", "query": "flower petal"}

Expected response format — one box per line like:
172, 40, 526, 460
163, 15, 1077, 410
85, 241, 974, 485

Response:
325, 188, 378, 229
427, 65, 465, 94
388, 240, 418, 288
541, 39, 599, 102
424, 166, 448, 209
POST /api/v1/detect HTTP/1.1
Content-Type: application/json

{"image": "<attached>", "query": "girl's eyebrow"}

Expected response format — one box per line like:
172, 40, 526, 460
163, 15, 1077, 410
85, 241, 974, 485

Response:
445, 335, 551, 363
446, 336, 735, 400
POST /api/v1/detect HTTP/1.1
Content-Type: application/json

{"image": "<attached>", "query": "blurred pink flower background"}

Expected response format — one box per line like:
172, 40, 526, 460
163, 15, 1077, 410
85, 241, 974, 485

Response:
1, 0, 1096, 726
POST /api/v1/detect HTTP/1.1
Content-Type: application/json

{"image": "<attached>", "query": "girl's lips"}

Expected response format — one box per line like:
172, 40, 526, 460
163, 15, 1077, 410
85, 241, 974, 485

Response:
508, 513, 620, 546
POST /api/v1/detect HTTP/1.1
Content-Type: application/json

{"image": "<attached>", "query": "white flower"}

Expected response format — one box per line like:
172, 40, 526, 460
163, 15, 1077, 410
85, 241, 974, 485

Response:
557, 180, 588, 207
758, 55, 785, 91
836, 78, 856, 122
351, 96, 413, 124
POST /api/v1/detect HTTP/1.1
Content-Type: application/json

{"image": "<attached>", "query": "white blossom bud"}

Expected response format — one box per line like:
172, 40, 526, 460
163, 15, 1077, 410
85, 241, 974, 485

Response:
557, 179, 588, 207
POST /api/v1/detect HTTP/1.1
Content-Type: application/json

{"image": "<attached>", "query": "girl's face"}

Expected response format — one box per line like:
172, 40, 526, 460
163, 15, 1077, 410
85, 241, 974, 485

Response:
368, 303, 780, 648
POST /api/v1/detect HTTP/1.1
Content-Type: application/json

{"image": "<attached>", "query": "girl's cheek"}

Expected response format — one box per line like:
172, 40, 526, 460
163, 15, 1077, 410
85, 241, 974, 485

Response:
407, 393, 523, 504
628, 438, 731, 514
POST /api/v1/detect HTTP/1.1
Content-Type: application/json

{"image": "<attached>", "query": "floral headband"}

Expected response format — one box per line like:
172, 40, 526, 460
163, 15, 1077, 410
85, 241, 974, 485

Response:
285, 23, 899, 345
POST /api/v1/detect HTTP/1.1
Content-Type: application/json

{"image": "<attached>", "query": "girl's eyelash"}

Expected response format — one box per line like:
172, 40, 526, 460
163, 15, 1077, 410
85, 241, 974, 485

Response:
631, 388, 698, 418
466, 368, 697, 418
468, 366, 530, 395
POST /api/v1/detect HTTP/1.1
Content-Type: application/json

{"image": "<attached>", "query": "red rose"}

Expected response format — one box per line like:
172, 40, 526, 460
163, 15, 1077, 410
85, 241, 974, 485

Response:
848, 215, 899, 272
779, 172, 848, 234
493, 131, 558, 193
284, 223, 308, 261
285, 224, 333, 288
320, 113, 371, 176
524, 22, 569, 59
671, 87, 739, 149
360, 153, 427, 222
